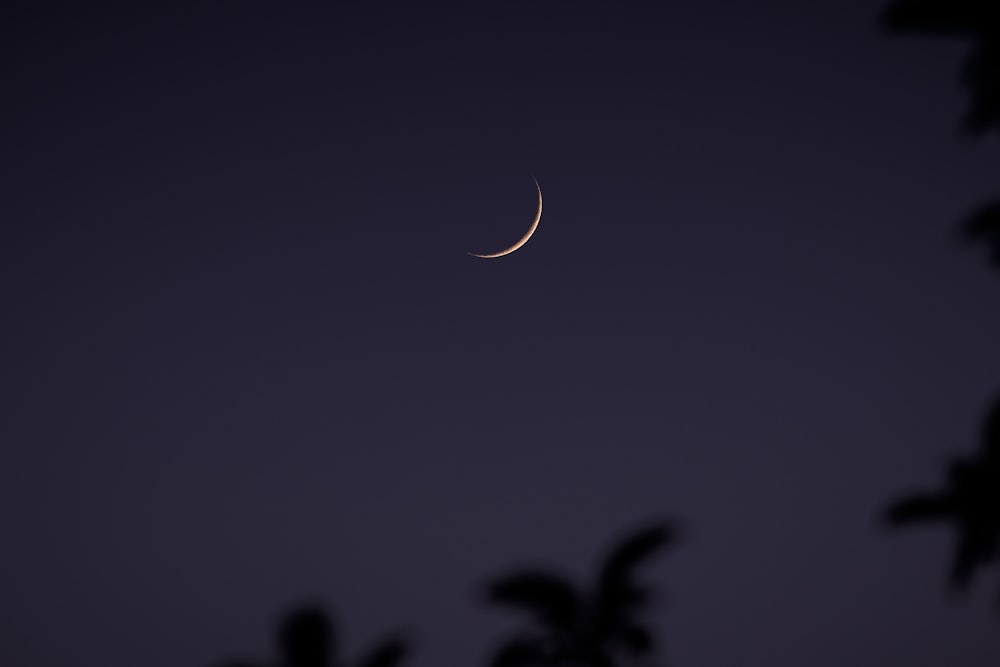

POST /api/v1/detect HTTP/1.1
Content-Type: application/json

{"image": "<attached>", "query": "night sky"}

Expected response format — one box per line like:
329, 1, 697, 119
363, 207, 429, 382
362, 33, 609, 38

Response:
4, 2, 1000, 666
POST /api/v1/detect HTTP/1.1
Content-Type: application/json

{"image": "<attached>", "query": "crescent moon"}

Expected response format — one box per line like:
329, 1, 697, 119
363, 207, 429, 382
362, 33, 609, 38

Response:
468, 178, 542, 259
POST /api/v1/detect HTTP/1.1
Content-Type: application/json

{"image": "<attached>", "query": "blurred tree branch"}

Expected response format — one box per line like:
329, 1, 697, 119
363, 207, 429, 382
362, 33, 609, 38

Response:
483, 521, 680, 667
880, 0, 1000, 608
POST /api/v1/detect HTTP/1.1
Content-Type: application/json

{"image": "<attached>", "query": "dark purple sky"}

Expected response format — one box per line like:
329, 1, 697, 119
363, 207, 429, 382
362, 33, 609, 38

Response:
3, 3, 1000, 666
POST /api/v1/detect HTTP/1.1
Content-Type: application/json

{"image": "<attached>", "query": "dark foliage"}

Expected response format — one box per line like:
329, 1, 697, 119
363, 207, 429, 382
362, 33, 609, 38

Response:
883, 0, 1000, 36
280, 607, 333, 667
213, 604, 409, 667
886, 395, 1000, 604
883, 0, 1000, 135
959, 201, 1000, 268
882, 0, 1000, 271
483, 521, 679, 667
880, 0, 1000, 610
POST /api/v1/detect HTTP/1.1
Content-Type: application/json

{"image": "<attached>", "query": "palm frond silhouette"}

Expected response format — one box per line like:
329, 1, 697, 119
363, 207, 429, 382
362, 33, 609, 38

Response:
879, 0, 1000, 610
484, 521, 679, 667
959, 201, 1000, 268
882, 0, 1000, 135
214, 604, 409, 667
882, 0, 1000, 35
885, 395, 1000, 604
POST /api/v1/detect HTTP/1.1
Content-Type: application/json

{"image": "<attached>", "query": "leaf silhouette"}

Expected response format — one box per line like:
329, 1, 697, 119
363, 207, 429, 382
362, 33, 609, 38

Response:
484, 520, 679, 666
488, 572, 582, 631
213, 603, 410, 667
619, 623, 655, 656
959, 200, 1000, 267
885, 395, 1000, 605
882, 0, 1000, 134
959, 42, 1000, 133
983, 395, 1000, 454
879, 0, 1000, 610
356, 636, 410, 667
489, 636, 554, 667
600, 524, 676, 584
887, 493, 955, 524
882, 0, 1000, 35
597, 523, 676, 603
279, 607, 332, 667
593, 522, 676, 650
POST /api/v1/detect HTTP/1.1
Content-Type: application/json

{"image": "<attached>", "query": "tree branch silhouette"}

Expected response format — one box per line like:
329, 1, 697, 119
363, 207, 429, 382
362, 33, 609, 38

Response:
883, 0, 1000, 135
882, 1, 1000, 269
213, 604, 409, 667
483, 521, 680, 667
959, 201, 1000, 268
885, 395, 1000, 605
879, 0, 1000, 609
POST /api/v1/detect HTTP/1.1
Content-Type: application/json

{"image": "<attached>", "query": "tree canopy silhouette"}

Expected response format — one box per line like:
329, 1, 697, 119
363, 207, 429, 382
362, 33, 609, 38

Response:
214, 604, 409, 667
960, 201, 1000, 268
882, 0, 1000, 267
483, 521, 679, 667
886, 395, 1000, 605
880, 0, 1000, 609
883, 0, 1000, 135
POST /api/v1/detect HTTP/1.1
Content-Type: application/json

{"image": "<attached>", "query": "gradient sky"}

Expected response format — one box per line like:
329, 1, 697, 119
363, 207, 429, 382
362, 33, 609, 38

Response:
3, 3, 1000, 667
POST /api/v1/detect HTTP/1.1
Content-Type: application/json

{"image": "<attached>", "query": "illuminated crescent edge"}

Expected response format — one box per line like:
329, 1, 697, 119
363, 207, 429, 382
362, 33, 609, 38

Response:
468, 178, 542, 259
